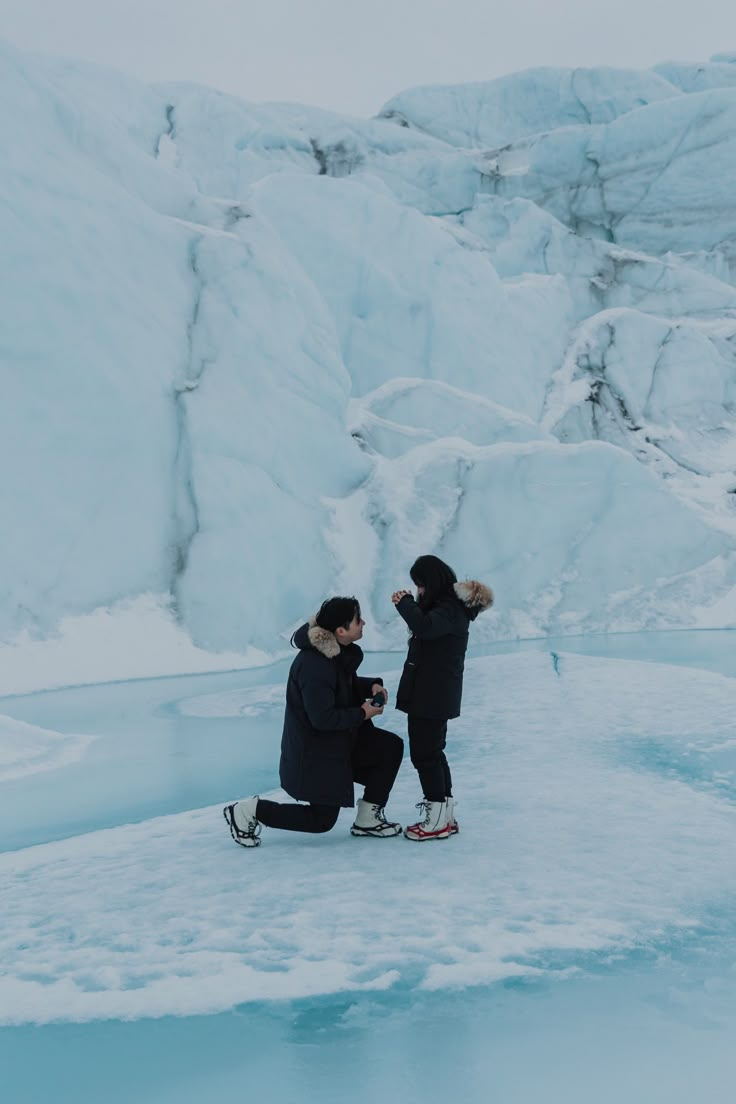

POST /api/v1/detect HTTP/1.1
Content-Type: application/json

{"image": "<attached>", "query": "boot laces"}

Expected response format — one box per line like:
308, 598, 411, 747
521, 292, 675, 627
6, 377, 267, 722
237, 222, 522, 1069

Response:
371, 804, 388, 824
415, 799, 431, 826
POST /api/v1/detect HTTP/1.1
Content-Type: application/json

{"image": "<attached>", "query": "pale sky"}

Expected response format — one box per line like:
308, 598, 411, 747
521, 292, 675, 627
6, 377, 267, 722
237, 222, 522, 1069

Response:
1, 0, 735, 116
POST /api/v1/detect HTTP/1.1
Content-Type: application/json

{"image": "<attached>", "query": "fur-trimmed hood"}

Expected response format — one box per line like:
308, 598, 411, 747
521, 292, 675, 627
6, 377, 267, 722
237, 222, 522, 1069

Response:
303, 615, 341, 659
453, 580, 494, 615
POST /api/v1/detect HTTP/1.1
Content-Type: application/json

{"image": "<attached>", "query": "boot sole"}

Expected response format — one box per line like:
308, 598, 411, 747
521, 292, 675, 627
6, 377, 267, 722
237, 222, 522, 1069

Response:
350, 826, 402, 837
403, 829, 452, 841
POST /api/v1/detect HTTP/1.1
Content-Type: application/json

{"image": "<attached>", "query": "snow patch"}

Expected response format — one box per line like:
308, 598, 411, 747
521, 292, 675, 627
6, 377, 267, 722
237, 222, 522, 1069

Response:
0, 716, 96, 781
0, 595, 268, 698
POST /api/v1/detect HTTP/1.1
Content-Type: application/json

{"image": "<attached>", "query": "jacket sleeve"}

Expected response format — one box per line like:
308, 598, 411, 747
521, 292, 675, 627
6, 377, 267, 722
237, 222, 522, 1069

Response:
356, 675, 383, 698
299, 667, 365, 732
395, 595, 458, 639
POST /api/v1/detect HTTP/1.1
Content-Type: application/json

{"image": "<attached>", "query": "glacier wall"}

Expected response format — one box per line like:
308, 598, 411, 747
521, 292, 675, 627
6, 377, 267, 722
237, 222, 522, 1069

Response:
2, 41, 735, 655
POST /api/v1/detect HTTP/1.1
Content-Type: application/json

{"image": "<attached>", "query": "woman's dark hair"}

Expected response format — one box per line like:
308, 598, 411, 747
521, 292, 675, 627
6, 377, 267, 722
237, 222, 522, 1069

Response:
316, 596, 361, 633
409, 555, 457, 610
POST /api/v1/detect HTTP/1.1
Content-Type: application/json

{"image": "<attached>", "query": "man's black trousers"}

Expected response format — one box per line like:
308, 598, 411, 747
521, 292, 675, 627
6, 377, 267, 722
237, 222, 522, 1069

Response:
255, 723, 403, 833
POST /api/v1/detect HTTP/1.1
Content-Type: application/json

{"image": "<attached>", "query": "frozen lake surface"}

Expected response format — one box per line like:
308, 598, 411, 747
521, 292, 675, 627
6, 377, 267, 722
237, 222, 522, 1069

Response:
1, 629, 735, 1102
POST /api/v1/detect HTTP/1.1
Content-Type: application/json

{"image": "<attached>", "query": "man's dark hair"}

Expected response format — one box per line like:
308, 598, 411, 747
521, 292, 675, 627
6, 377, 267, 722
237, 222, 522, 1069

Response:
409, 555, 457, 610
316, 596, 361, 633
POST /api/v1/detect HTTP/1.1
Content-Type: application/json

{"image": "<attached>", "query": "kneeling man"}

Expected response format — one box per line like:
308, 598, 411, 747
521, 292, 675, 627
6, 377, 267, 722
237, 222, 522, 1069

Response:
224, 596, 403, 847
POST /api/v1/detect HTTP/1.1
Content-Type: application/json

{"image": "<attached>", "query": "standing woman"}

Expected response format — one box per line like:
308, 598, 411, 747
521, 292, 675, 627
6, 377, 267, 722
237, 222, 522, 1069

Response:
392, 555, 493, 840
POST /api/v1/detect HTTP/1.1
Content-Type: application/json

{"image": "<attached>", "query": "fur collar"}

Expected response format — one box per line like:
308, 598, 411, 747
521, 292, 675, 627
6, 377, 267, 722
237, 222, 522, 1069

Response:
307, 615, 341, 658
453, 580, 494, 611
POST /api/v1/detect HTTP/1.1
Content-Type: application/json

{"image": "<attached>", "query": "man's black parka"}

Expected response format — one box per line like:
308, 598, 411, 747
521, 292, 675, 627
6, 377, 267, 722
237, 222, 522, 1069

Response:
279, 620, 383, 807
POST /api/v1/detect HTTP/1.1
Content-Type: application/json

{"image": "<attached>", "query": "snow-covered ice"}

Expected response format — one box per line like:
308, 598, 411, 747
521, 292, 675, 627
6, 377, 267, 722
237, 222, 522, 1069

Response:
2, 650, 735, 1026
379, 66, 680, 148
0, 595, 268, 697
0, 715, 95, 782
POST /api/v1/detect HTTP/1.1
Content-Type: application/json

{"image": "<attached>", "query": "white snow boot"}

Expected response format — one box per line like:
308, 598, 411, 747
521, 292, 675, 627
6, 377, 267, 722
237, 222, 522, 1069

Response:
350, 799, 402, 838
223, 795, 261, 848
446, 796, 459, 836
404, 799, 451, 841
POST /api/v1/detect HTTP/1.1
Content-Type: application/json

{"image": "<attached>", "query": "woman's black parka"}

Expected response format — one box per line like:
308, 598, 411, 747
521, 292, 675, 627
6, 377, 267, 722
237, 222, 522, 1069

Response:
395, 580, 493, 720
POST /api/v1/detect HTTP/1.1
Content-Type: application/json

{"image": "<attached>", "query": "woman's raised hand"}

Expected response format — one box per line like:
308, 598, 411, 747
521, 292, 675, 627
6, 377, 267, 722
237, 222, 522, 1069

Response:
392, 589, 412, 605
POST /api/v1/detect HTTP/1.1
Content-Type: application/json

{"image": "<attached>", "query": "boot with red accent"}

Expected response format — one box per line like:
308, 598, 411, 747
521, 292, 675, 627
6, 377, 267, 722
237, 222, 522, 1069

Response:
404, 798, 451, 841
446, 796, 459, 836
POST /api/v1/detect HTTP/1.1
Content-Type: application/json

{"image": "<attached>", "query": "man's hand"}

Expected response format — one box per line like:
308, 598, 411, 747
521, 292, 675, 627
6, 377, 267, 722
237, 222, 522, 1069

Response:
371, 683, 388, 705
392, 589, 412, 605
361, 700, 384, 719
